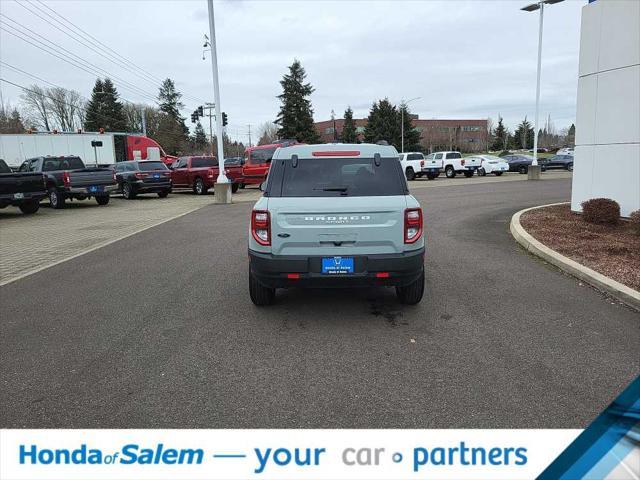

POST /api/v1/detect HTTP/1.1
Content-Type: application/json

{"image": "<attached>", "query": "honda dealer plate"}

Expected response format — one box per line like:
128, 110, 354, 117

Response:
88, 186, 102, 193
321, 257, 354, 275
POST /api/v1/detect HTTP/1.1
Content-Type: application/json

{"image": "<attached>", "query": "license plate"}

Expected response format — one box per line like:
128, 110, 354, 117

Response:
321, 257, 354, 275
153, 173, 161, 179
13, 192, 24, 199
88, 185, 102, 193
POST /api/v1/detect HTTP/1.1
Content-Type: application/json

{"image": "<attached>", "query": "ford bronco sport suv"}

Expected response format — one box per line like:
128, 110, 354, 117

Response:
248, 144, 425, 306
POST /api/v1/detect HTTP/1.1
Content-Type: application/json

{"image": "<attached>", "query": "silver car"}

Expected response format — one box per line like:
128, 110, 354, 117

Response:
248, 143, 425, 306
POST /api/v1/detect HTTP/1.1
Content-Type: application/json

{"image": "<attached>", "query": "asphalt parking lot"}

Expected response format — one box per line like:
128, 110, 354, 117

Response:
1, 174, 638, 429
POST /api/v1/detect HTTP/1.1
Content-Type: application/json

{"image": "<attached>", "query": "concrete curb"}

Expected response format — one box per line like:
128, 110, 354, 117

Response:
510, 202, 640, 311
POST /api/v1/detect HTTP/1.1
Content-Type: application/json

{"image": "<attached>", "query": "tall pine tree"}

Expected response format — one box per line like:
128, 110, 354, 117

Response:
363, 99, 400, 146
275, 60, 320, 143
84, 78, 127, 132
341, 107, 357, 143
397, 103, 421, 151
491, 116, 508, 151
511, 116, 534, 149
194, 121, 208, 152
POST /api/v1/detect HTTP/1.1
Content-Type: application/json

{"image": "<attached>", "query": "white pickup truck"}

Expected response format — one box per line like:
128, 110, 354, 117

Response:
398, 152, 440, 180
432, 151, 481, 178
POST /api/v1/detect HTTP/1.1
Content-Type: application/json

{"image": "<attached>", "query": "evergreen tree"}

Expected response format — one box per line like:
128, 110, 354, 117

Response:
157, 78, 188, 136
397, 103, 421, 151
84, 78, 127, 132
491, 117, 508, 151
341, 107, 358, 143
512, 116, 534, 149
567, 123, 576, 145
194, 121, 208, 152
0, 103, 26, 133
363, 99, 400, 146
274, 60, 320, 143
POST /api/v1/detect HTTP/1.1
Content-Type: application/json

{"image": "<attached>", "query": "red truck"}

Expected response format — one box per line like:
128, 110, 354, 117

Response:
170, 156, 241, 194
241, 140, 298, 186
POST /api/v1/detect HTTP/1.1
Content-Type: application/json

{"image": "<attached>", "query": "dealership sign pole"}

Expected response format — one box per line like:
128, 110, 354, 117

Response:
206, 0, 232, 203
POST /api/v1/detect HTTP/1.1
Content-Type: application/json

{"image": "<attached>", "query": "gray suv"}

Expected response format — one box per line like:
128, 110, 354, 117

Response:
248, 144, 425, 306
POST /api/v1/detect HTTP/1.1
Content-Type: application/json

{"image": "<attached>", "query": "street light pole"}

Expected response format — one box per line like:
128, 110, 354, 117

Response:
521, 0, 564, 178
205, 0, 231, 202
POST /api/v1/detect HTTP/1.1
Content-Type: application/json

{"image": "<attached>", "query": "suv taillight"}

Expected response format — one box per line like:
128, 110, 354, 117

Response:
112, 170, 117, 182
404, 208, 423, 244
134, 172, 148, 179
251, 210, 271, 246
461, 158, 465, 166
420, 160, 425, 167
62, 171, 71, 188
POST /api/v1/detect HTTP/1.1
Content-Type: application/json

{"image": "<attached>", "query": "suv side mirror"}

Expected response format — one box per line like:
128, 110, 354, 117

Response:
259, 181, 266, 192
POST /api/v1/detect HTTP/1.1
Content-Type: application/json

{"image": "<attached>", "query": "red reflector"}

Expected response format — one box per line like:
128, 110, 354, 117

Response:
311, 151, 360, 157
375, 272, 390, 278
287, 273, 300, 279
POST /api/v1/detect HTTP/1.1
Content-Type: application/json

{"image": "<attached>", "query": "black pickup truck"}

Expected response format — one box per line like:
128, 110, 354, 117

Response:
18, 156, 117, 209
0, 159, 47, 214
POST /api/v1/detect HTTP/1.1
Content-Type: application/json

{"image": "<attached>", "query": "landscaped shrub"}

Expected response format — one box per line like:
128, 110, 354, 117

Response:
629, 210, 640, 235
581, 198, 620, 225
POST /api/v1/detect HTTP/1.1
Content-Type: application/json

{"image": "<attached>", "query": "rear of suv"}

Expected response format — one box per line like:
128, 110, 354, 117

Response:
248, 144, 425, 306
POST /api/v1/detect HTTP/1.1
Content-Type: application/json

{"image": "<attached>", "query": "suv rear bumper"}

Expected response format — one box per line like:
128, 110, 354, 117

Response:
249, 247, 424, 289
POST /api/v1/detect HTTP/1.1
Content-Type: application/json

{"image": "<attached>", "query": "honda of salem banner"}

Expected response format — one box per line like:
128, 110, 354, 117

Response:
1, 376, 638, 480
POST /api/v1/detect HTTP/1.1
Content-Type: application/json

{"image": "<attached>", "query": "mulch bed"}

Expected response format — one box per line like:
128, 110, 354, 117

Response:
520, 204, 640, 291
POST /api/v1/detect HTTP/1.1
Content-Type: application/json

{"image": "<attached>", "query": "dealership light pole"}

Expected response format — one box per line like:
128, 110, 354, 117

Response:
205, 0, 231, 203
521, 0, 564, 179
400, 97, 421, 153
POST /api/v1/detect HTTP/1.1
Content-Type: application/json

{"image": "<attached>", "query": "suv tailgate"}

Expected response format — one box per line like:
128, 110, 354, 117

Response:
269, 196, 408, 256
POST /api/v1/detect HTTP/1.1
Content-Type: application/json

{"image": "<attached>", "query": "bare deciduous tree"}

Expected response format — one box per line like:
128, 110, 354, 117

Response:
20, 84, 51, 131
257, 121, 278, 145
47, 87, 85, 131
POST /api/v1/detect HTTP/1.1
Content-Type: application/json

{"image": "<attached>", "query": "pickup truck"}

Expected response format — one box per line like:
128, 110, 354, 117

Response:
398, 152, 440, 180
17, 156, 117, 209
433, 151, 481, 178
0, 159, 47, 214
170, 156, 241, 194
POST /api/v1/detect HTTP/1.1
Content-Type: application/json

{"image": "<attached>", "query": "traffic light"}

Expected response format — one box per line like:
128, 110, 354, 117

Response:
197, 105, 204, 117
191, 112, 197, 124
222, 112, 228, 127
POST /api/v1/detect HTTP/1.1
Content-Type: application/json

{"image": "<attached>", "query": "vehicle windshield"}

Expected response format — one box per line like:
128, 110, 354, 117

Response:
249, 148, 277, 164
138, 161, 168, 171
190, 157, 217, 168
41, 157, 85, 171
279, 157, 405, 197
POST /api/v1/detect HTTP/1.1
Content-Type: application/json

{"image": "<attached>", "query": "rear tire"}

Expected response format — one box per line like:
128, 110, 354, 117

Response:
396, 270, 425, 305
463, 170, 474, 178
249, 269, 275, 306
519, 165, 528, 174
193, 177, 208, 195
158, 190, 170, 198
445, 165, 456, 178
231, 183, 239, 193
48, 187, 65, 209
494, 172, 503, 176
405, 167, 415, 181
239, 183, 246, 189
477, 167, 487, 177
19, 200, 40, 214
567, 162, 573, 171
95, 195, 110, 206
122, 183, 136, 199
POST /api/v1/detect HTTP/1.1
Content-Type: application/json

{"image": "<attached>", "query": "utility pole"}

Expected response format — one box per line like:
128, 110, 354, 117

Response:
247, 124, 252, 147
331, 110, 337, 142
203, 102, 215, 156
205, 0, 231, 203
140, 106, 147, 136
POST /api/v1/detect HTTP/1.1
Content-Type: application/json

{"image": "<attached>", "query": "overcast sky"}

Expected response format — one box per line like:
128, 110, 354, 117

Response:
0, 0, 585, 140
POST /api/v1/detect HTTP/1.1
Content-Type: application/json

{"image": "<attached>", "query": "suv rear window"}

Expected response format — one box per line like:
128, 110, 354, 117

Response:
138, 161, 168, 171
41, 157, 84, 171
270, 157, 406, 197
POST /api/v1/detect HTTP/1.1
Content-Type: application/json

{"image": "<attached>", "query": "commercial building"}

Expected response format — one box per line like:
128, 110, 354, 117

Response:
315, 117, 488, 152
571, 0, 639, 217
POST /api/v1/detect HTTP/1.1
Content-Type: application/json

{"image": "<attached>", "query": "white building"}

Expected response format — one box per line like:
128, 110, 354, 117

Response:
571, 0, 640, 217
